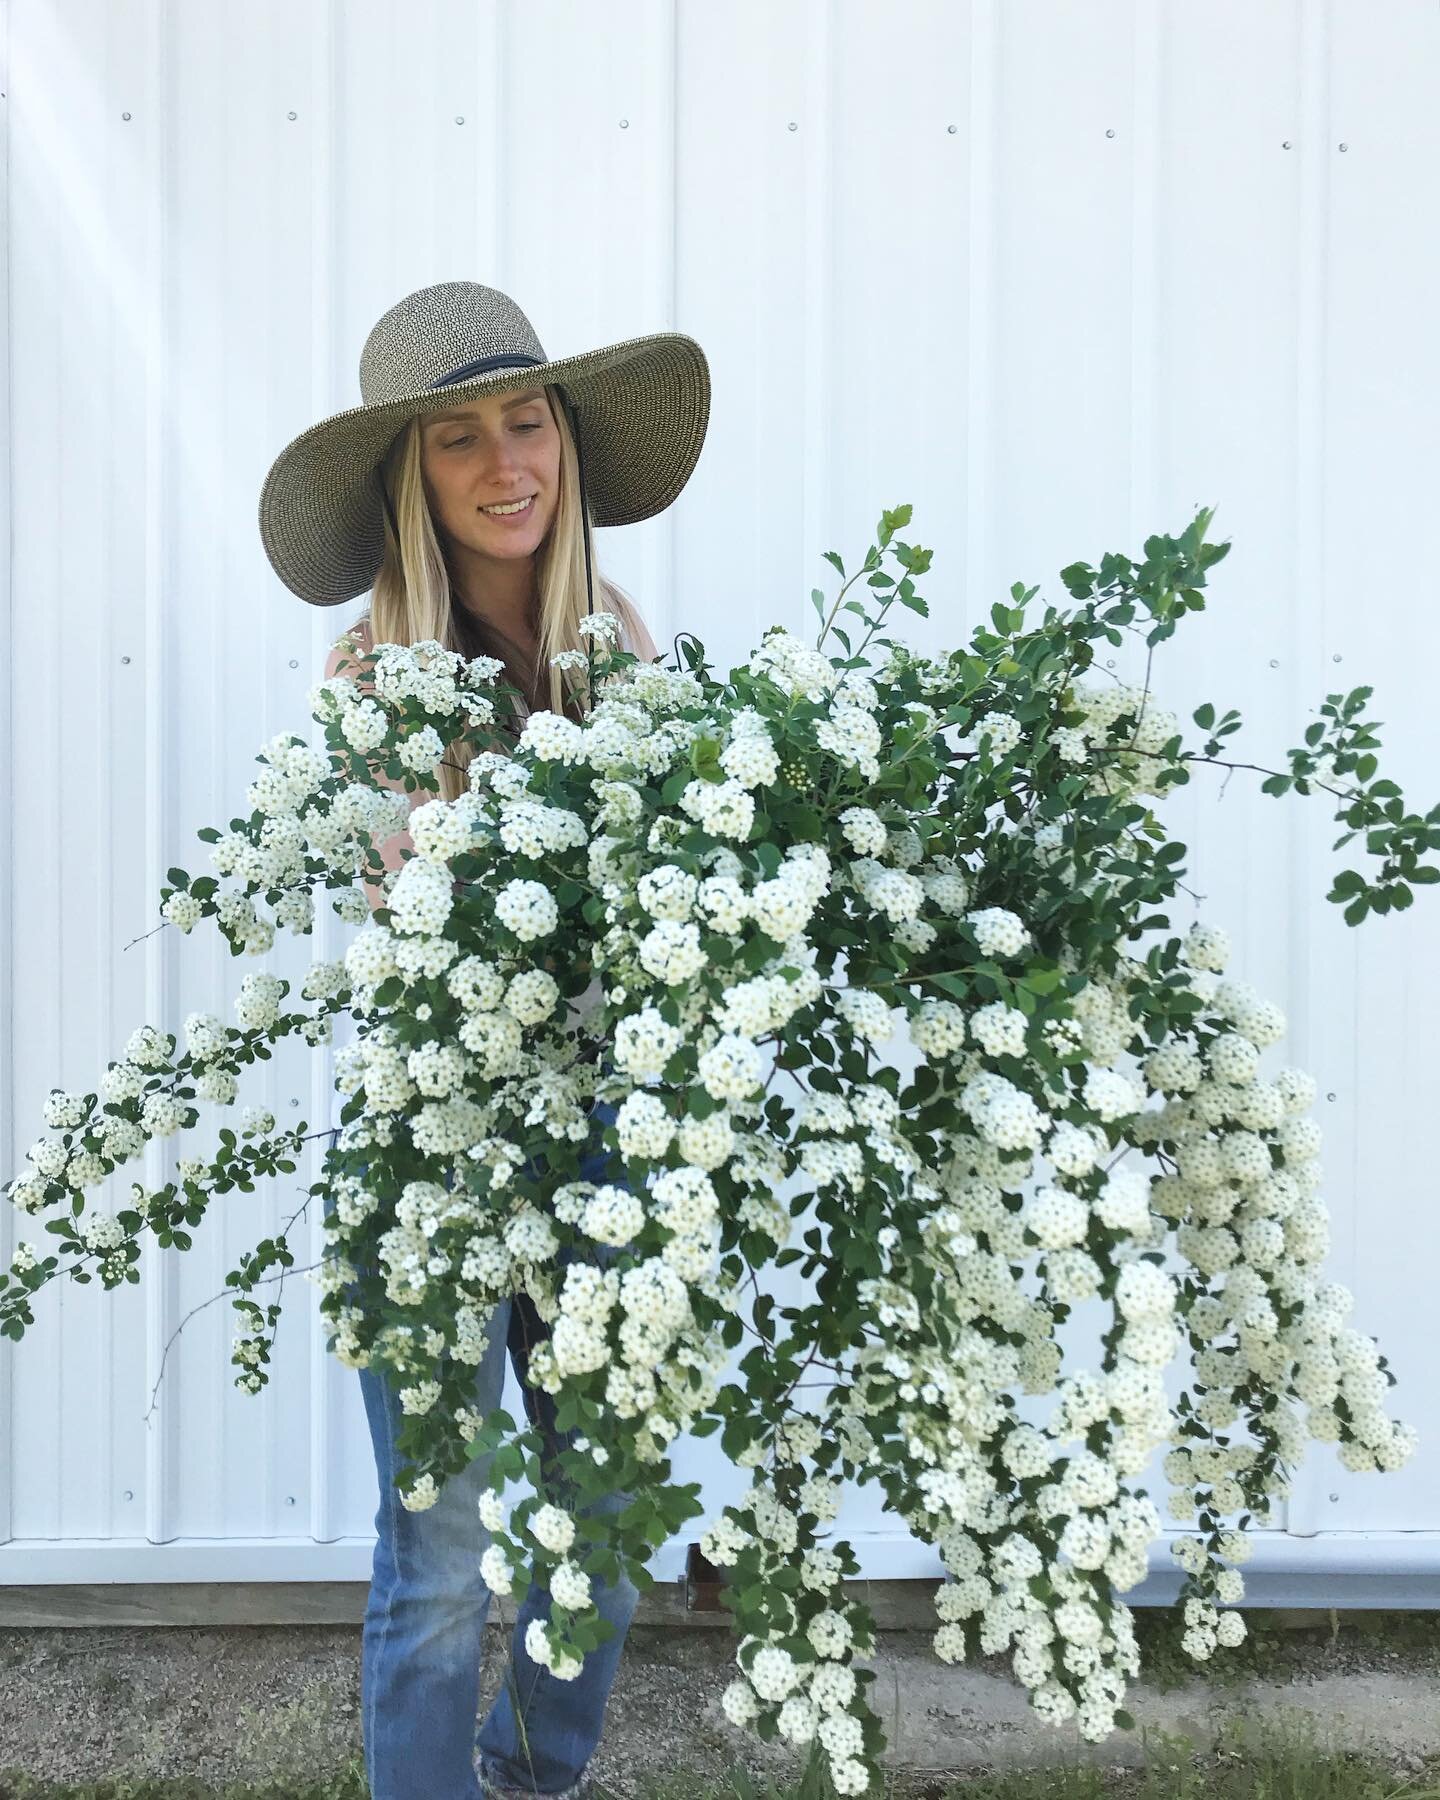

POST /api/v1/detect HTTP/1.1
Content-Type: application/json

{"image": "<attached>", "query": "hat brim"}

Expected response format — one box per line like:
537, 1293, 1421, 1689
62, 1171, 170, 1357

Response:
257, 331, 710, 607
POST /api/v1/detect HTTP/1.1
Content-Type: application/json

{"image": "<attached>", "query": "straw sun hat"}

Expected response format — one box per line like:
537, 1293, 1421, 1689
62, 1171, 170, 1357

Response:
257, 279, 711, 611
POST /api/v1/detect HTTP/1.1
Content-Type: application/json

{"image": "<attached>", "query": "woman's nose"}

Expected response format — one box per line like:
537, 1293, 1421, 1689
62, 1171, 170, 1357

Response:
481, 437, 526, 474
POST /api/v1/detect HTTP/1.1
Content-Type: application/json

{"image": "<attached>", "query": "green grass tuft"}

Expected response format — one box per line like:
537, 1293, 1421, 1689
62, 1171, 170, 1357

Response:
4, 1711, 1440, 1800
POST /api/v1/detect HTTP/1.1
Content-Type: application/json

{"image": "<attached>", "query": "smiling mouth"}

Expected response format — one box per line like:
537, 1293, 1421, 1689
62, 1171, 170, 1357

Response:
479, 494, 536, 516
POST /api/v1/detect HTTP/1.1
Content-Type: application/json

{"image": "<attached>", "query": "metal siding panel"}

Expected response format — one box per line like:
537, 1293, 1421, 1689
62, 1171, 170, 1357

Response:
1286, 0, 1440, 1536
303, 0, 347, 1556
159, 0, 235, 1549
7, 0, 161, 1545
2, 1527, 1439, 1607
6, 0, 65, 1544
1147, 0, 1322, 1536
3, 0, 1438, 1589
168, 0, 258, 1546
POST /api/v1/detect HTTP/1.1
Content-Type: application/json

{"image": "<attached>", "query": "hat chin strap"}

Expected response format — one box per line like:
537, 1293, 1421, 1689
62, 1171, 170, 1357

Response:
553, 385, 596, 629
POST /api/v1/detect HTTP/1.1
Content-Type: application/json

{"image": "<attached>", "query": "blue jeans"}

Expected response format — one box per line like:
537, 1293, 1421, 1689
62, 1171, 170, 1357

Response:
323, 1097, 640, 1800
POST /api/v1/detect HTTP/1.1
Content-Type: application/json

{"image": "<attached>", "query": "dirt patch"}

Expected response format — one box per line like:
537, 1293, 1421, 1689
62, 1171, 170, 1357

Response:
2, 1616, 1439, 1792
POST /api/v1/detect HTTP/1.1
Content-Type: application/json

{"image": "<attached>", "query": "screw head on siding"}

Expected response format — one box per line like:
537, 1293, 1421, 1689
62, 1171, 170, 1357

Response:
1282, 140, 1293, 150
1327, 1092, 1337, 1101
1330, 1492, 1340, 1502
619, 118, 629, 128
1338, 142, 1348, 152
788, 121, 798, 131
122, 1489, 133, 1501
1269, 658, 1279, 668
455, 115, 465, 125
122, 111, 132, 121
948, 124, 957, 134
288, 657, 299, 669
1105, 659, 1115, 669
288, 110, 297, 121
1332, 652, 1342, 662
120, 654, 131, 665
1105, 128, 1116, 138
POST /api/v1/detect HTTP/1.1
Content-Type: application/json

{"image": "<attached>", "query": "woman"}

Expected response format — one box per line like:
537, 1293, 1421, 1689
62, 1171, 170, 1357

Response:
257, 280, 710, 1800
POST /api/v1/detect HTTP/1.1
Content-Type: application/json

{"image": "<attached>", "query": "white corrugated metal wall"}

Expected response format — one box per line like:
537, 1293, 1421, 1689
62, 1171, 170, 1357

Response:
2, 0, 1437, 1604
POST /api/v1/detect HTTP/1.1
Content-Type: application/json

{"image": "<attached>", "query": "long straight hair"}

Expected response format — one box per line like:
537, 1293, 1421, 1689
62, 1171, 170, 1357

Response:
352, 383, 647, 803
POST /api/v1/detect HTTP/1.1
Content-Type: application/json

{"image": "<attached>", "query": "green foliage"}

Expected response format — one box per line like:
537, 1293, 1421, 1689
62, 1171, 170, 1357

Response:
4, 510, 1437, 1788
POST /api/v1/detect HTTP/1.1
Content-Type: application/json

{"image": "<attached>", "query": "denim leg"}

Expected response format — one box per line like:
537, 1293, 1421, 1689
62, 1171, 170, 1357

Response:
325, 1098, 642, 1800
327, 1126, 510, 1800
475, 1098, 642, 1798
355, 1317, 512, 1800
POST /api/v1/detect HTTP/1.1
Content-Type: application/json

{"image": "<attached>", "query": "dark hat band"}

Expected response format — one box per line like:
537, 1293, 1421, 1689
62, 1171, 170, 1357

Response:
430, 351, 544, 388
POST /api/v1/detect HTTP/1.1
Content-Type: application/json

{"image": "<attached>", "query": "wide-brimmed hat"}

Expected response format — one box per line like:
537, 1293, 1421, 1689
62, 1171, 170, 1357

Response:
257, 279, 711, 608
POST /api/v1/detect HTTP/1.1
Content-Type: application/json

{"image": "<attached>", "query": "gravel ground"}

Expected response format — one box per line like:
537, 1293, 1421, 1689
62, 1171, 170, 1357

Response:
0, 1621, 787, 1796
1, 1614, 1439, 1793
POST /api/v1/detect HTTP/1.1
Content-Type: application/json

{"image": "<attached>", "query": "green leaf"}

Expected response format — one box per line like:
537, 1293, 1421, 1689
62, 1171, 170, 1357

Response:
689, 736, 724, 781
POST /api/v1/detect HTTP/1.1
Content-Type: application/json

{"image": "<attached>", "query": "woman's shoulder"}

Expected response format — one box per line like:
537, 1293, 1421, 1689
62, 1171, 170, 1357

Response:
338, 614, 374, 654
322, 615, 374, 682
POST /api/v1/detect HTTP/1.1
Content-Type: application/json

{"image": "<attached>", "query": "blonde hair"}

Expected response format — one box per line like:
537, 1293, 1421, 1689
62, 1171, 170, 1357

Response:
353, 383, 647, 804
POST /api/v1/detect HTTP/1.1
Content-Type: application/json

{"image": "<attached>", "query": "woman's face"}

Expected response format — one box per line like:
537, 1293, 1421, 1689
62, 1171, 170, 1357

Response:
417, 386, 561, 575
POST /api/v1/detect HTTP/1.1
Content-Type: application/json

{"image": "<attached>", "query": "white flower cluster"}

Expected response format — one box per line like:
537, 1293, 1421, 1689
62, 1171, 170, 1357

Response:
706, 1463, 873, 1790
5, 623, 1420, 1800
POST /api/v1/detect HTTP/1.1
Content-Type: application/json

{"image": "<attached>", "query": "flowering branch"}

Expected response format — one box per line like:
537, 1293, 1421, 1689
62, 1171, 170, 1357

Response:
4, 517, 1432, 1791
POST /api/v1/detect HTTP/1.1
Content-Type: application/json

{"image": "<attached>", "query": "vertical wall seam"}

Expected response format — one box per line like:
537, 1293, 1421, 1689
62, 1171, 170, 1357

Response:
1128, 0, 1161, 548
1285, 0, 1333, 1542
100, 0, 119, 1549
963, 0, 997, 624
797, 0, 831, 636
0, 0, 14, 1548
494, 6, 507, 289
308, 0, 338, 1547
142, 0, 174, 1551
669, 0, 680, 651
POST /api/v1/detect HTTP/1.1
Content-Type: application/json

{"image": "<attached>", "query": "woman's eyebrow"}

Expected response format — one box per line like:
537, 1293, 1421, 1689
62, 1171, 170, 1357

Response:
428, 391, 544, 424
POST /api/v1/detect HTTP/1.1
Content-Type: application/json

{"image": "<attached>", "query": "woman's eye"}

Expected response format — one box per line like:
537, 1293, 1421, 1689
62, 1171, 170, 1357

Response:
444, 423, 542, 448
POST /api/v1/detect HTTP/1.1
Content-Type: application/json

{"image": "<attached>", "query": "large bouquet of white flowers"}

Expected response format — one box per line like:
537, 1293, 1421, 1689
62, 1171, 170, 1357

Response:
5, 505, 1431, 1791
